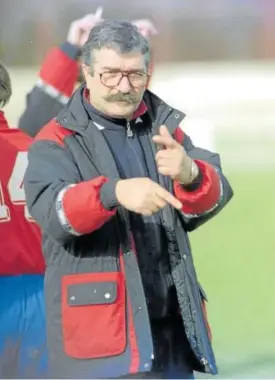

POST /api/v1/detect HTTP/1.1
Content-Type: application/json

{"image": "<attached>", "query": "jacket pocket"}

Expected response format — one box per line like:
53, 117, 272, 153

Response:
199, 284, 212, 341
61, 271, 126, 359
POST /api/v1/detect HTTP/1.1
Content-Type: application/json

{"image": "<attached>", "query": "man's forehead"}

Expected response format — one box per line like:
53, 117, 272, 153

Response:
93, 48, 145, 70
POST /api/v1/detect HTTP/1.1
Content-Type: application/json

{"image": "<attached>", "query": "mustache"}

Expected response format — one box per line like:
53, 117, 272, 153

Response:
104, 92, 139, 104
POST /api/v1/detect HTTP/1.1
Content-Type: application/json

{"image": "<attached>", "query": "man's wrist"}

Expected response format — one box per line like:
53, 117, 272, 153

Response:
177, 160, 199, 185
180, 167, 202, 192
100, 178, 120, 210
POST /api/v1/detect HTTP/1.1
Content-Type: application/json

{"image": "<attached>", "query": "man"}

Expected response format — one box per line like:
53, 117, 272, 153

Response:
18, 9, 157, 138
0, 62, 47, 378
24, 20, 233, 379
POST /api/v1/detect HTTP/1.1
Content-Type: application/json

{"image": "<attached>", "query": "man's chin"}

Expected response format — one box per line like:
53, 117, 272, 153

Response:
107, 102, 138, 118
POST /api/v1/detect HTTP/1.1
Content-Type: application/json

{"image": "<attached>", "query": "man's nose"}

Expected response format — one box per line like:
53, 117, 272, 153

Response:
117, 76, 131, 93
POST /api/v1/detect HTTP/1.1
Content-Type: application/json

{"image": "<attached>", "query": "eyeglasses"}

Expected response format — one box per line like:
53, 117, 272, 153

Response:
98, 71, 149, 88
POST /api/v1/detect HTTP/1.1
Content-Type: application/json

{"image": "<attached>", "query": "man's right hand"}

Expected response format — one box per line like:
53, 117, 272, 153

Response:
67, 8, 103, 48
115, 178, 182, 216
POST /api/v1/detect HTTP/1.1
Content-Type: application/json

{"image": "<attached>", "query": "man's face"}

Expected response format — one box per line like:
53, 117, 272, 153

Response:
82, 48, 148, 119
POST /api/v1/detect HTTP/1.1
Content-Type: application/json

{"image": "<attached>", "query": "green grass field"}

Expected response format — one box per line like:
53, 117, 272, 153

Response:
192, 170, 275, 377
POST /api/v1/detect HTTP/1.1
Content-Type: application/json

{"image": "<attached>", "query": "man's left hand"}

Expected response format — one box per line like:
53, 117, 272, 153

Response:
153, 125, 198, 184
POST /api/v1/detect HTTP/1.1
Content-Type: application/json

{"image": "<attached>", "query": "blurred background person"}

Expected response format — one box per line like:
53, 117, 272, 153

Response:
0, 62, 47, 378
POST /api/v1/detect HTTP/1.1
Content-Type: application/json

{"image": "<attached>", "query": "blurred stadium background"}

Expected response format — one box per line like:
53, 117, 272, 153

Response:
1, 0, 275, 377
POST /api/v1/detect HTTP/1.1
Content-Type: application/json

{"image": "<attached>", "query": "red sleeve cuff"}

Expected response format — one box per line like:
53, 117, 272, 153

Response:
174, 160, 221, 215
63, 176, 116, 235
39, 47, 79, 97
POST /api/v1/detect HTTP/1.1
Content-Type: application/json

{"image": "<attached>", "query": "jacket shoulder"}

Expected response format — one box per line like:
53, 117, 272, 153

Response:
35, 118, 74, 147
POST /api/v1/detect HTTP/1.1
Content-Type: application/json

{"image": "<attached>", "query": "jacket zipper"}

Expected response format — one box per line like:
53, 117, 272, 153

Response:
125, 123, 159, 246
126, 121, 133, 137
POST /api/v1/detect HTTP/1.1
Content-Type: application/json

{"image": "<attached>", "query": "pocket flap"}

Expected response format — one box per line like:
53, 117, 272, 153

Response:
67, 281, 117, 306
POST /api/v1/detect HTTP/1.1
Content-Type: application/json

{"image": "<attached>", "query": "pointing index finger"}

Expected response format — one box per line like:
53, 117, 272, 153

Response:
157, 187, 182, 210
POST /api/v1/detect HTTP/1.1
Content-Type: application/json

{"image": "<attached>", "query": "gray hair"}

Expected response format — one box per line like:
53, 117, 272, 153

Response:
82, 20, 151, 71
0, 62, 12, 109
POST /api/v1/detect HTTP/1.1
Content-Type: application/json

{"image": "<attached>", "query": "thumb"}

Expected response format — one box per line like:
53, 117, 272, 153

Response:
95, 6, 103, 20
159, 125, 171, 137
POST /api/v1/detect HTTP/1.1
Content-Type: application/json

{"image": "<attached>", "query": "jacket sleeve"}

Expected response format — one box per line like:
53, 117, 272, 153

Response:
173, 128, 233, 231
24, 140, 118, 242
18, 43, 80, 137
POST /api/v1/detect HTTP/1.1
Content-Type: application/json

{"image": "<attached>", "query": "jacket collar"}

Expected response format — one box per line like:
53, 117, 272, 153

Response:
57, 84, 186, 136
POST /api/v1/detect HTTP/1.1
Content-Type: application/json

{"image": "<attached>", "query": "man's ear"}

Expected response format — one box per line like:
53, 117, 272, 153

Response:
81, 64, 91, 81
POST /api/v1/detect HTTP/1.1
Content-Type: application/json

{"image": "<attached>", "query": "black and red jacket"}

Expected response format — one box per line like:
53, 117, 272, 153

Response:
18, 42, 79, 137
24, 85, 233, 379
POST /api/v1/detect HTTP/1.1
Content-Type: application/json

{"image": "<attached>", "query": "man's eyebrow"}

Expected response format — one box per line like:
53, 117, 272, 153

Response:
100, 66, 118, 71
100, 66, 145, 72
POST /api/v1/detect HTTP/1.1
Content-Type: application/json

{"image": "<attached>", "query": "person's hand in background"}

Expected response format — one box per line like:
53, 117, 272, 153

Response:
131, 19, 158, 39
67, 7, 104, 48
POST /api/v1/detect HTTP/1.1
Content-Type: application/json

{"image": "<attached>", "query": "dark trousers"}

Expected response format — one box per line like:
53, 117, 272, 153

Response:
119, 368, 194, 379
119, 317, 195, 379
